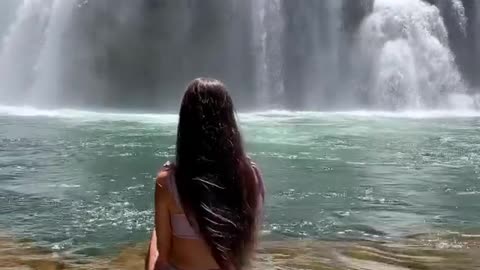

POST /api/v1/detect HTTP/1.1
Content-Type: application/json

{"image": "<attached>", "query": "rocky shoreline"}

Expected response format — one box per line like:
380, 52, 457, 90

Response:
2, 233, 480, 270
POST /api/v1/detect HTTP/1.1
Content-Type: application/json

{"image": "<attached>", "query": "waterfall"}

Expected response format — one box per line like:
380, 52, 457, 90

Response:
356, 0, 469, 110
0, 0, 52, 103
306, 0, 343, 109
252, 0, 284, 108
0, 0, 478, 110
450, 0, 467, 35
474, 1, 480, 105
476, 2, 480, 65
0, 1, 19, 36
29, 0, 76, 105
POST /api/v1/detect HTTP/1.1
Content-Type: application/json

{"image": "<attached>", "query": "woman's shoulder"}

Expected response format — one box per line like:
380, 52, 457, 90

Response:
156, 171, 170, 187
248, 158, 261, 175
248, 158, 265, 199
155, 162, 176, 207
155, 161, 174, 189
247, 156, 258, 167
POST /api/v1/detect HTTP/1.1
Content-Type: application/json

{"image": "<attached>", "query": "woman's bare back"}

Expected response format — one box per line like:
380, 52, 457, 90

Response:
147, 170, 219, 270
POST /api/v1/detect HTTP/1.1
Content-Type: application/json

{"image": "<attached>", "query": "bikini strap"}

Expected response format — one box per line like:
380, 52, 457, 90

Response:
164, 162, 183, 207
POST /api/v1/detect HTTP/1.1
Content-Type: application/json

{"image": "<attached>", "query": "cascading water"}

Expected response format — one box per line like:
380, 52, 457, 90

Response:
0, 0, 52, 104
355, 0, 469, 110
0, 0, 478, 111
475, 2, 480, 106
281, 0, 346, 109
446, 0, 468, 35
310, 0, 344, 109
476, 2, 480, 70
0, 1, 19, 36
29, 0, 76, 106
252, 0, 284, 108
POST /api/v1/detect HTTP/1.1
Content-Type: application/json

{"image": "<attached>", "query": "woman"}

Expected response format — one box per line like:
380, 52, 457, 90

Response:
146, 78, 265, 270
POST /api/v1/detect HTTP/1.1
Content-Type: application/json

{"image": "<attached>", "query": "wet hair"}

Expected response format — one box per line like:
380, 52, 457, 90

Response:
175, 78, 260, 270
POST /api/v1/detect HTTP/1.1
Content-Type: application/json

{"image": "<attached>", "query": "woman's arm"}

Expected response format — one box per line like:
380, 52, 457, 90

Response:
149, 171, 172, 270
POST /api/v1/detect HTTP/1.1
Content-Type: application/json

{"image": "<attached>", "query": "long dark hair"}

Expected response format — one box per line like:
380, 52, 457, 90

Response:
175, 78, 260, 270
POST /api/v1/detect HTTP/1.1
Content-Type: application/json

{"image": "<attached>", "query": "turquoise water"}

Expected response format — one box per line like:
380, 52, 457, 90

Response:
1, 106, 480, 257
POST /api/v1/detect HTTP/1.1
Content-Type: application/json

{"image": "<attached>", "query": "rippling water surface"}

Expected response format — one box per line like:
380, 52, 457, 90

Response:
1, 106, 480, 262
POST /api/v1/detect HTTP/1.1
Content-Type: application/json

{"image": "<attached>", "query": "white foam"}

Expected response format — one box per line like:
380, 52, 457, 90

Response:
358, 0, 468, 109
320, 110, 480, 119
451, 0, 467, 35
240, 109, 480, 120
1, 105, 480, 123
0, 105, 178, 124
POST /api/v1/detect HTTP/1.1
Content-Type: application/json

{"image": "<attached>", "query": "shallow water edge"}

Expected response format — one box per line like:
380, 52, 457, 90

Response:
2, 232, 480, 270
